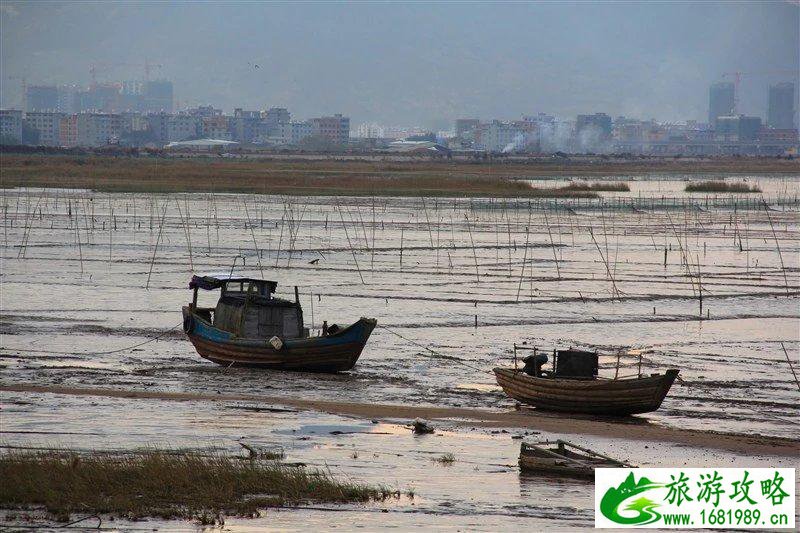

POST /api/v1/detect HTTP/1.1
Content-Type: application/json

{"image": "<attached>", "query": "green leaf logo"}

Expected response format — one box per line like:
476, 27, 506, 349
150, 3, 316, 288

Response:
600, 472, 664, 525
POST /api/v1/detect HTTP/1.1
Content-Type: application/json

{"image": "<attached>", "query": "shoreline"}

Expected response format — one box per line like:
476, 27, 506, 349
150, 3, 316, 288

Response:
3, 383, 797, 458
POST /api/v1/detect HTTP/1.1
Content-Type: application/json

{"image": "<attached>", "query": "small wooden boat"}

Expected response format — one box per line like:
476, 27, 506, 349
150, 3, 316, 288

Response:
494, 347, 679, 415
182, 275, 376, 372
519, 440, 630, 479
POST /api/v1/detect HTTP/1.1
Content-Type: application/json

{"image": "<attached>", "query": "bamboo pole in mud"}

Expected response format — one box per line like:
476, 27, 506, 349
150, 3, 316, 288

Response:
108, 196, 113, 263
206, 194, 212, 254
286, 202, 307, 267
371, 196, 376, 272
146, 201, 169, 290
464, 213, 480, 283
762, 199, 791, 296
589, 227, 621, 300
174, 197, 194, 272
780, 342, 800, 392
242, 198, 264, 277
399, 226, 404, 271
665, 210, 697, 297
310, 291, 315, 333
436, 215, 442, 271
274, 202, 287, 268
543, 210, 561, 280
697, 254, 703, 318
18, 192, 43, 259
338, 204, 365, 284
74, 202, 84, 275
506, 208, 513, 276
516, 209, 532, 302
422, 197, 435, 249
2, 194, 8, 249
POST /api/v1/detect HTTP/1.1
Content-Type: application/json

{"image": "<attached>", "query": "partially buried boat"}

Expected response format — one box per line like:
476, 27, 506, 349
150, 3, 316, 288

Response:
519, 440, 630, 479
494, 346, 679, 416
182, 275, 376, 372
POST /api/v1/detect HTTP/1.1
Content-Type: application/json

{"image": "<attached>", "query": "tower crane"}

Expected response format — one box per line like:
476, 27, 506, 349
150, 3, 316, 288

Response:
722, 69, 798, 114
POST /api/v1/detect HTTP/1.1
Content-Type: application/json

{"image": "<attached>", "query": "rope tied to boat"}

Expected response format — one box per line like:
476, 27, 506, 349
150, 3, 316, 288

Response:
375, 323, 492, 374
0, 322, 183, 356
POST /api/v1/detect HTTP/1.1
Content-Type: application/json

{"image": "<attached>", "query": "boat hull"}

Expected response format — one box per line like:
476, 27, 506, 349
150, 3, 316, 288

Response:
183, 307, 376, 372
494, 368, 679, 416
518, 454, 594, 479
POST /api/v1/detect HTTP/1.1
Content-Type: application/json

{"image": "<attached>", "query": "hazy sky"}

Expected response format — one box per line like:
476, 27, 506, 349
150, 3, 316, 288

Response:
1, 1, 798, 129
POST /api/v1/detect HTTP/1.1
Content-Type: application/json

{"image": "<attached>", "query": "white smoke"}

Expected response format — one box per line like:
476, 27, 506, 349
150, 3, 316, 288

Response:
502, 132, 527, 153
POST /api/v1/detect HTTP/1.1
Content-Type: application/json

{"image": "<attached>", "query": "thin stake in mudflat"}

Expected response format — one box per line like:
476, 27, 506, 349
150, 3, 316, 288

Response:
338, 204, 365, 284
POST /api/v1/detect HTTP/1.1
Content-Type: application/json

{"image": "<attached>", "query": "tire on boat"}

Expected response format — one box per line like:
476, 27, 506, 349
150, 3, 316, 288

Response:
183, 314, 195, 334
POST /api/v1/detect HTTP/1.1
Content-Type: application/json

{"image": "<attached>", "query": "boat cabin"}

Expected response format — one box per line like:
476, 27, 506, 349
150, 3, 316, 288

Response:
189, 275, 306, 339
516, 345, 598, 379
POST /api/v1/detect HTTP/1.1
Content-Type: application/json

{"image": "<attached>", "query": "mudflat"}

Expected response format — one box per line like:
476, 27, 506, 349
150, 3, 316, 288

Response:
3, 384, 797, 457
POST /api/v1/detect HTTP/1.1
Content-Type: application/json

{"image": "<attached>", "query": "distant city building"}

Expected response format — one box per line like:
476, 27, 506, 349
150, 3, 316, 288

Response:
56, 85, 80, 114
576, 113, 612, 138
24, 111, 65, 146
127, 112, 150, 131
75, 113, 123, 146
477, 120, 525, 151
290, 121, 313, 144
187, 105, 222, 118
714, 115, 762, 141
142, 80, 173, 113
354, 122, 385, 139
78, 84, 121, 113
201, 115, 231, 140
0, 109, 24, 142
229, 108, 261, 143
59, 115, 78, 147
263, 107, 290, 134
147, 112, 169, 143
310, 114, 350, 144
767, 82, 796, 130
167, 114, 200, 142
757, 128, 799, 143
25, 85, 59, 112
454, 118, 480, 139
708, 82, 735, 129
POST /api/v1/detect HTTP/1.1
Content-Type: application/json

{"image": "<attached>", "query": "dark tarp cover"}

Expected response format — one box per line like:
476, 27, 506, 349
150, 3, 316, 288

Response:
189, 275, 278, 293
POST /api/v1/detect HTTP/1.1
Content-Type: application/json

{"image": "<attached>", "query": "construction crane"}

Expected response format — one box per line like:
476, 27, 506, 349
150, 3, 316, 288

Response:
722, 69, 798, 114
89, 60, 163, 87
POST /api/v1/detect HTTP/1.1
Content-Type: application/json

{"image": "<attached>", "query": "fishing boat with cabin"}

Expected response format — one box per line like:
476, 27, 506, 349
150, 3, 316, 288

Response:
182, 275, 376, 372
494, 345, 679, 416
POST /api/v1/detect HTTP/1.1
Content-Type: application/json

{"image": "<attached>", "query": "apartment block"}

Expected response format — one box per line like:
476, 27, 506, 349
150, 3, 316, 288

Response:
167, 114, 200, 142
291, 121, 313, 144
24, 111, 66, 146
310, 114, 349, 144
75, 113, 123, 147
0, 110, 24, 142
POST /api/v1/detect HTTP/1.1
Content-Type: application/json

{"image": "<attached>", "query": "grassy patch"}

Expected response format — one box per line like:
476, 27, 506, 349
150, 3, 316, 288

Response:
561, 181, 630, 192
431, 453, 456, 465
0, 155, 601, 197
0, 449, 394, 523
684, 180, 761, 193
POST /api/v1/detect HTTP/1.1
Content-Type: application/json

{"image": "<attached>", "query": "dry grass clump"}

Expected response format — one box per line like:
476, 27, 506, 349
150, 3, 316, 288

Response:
0, 449, 393, 523
685, 180, 761, 193
560, 181, 630, 192
431, 453, 456, 465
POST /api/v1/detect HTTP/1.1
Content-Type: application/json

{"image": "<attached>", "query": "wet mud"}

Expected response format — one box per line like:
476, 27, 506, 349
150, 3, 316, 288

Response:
1, 175, 798, 529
